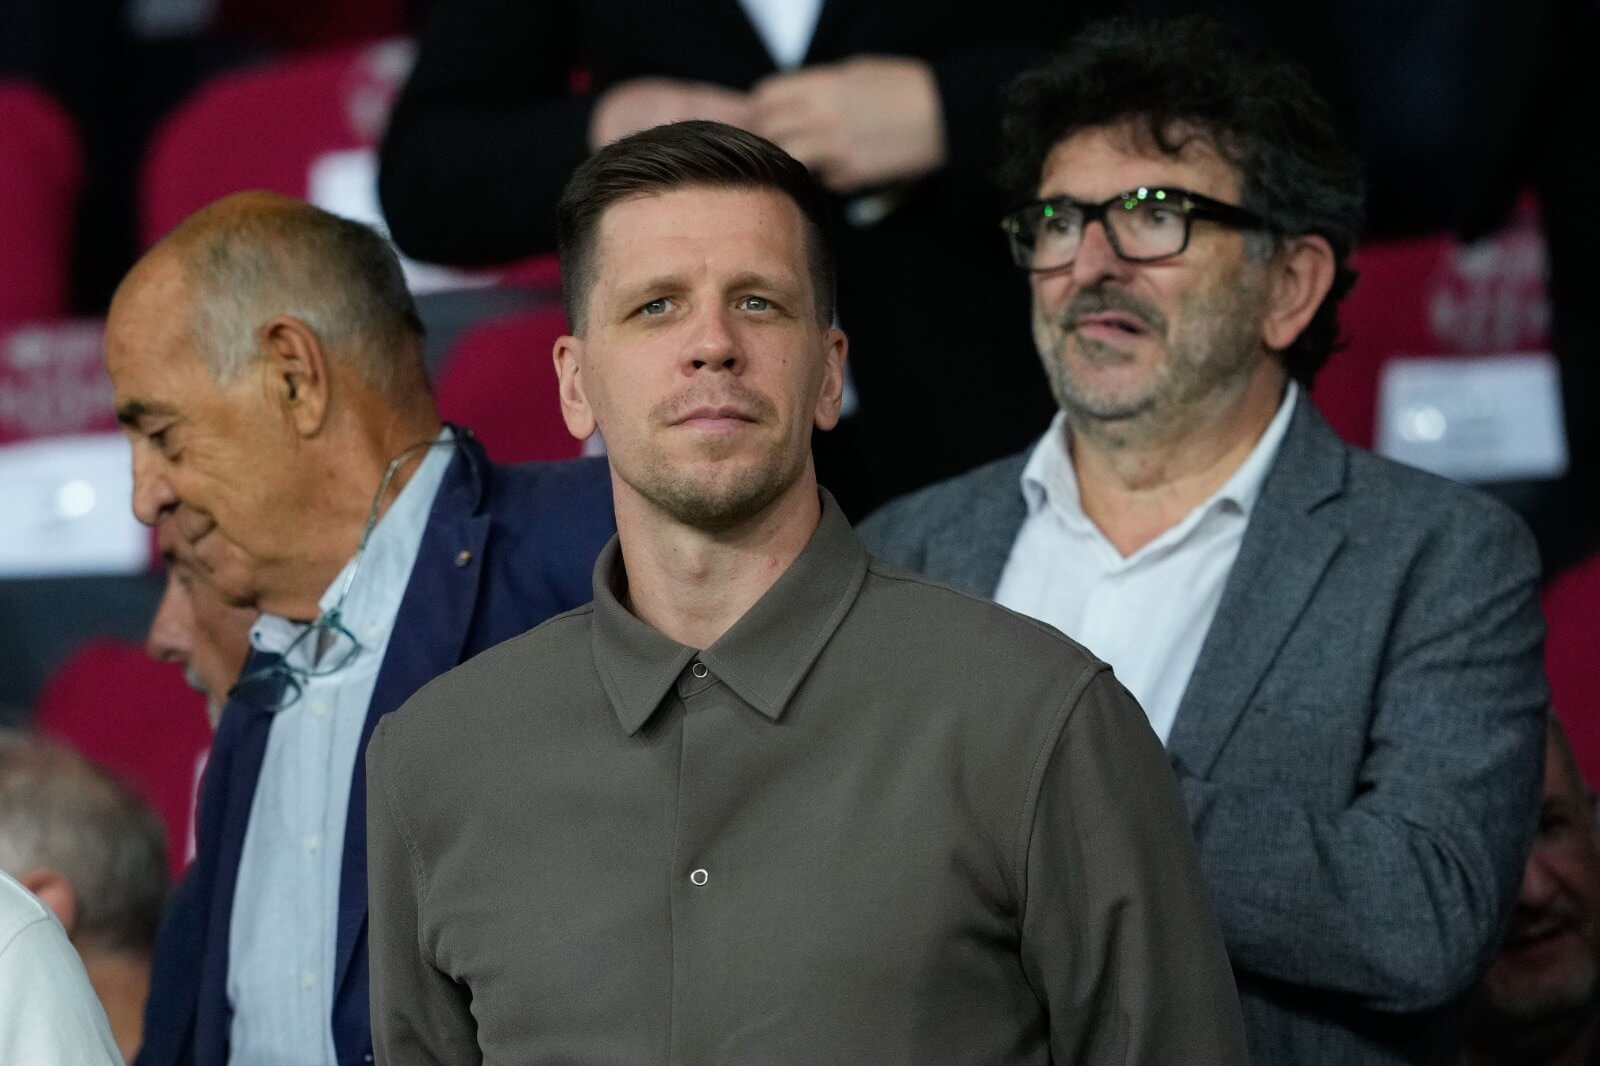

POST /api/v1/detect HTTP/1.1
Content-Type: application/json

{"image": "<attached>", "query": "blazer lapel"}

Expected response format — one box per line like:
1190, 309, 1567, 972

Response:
331, 437, 491, 1008
922, 453, 1028, 596
1167, 399, 1348, 779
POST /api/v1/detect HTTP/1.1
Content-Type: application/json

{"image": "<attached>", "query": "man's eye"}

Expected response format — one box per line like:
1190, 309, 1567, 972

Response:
738, 296, 772, 312
640, 298, 671, 316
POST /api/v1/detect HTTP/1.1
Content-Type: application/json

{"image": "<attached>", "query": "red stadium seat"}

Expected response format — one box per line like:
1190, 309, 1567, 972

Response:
139, 39, 560, 292
1313, 198, 1551, 449
1544, 556, 1600, 787
140, 38, 416, 245
34, 640, 213, 877
0, 83, 83, 327
435, 308, 586, 464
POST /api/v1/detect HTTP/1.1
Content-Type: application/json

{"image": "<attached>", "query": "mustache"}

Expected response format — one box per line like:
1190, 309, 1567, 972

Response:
1056, 286, 1168, 336
652, 381, 775, 425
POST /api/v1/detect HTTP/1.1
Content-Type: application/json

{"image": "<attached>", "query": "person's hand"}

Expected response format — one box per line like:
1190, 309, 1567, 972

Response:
750, 56, 947, 193
590, 78, 755, 148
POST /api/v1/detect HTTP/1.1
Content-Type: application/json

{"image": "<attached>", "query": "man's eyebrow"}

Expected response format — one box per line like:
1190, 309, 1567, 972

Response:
725, 269, 799, 293
115, 400, 174, 428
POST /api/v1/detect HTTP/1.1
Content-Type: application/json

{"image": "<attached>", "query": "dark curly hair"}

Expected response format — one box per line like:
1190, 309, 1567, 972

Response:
1002, 17, 1365, 385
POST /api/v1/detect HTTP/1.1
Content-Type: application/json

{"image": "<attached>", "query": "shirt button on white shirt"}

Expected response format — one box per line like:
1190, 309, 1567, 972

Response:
305, 835, 320, 853
301, 973, 316, 990
690, 868, 709, 886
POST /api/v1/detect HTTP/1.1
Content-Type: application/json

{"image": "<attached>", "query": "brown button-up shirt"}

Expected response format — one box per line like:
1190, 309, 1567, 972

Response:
367, 493, 1245, 1064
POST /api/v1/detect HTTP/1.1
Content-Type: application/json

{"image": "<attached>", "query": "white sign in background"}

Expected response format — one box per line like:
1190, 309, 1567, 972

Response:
1376, 353, 1567, 483
0, 434, 146, 577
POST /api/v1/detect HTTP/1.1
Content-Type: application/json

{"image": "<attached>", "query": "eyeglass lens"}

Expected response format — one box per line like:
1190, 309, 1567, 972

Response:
1013, 196, 1189, 270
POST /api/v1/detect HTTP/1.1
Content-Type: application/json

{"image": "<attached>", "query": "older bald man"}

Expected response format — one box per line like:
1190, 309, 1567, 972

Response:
106, 193, 615, 1066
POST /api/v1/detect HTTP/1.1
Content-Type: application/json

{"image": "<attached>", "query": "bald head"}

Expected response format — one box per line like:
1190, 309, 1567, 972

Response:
120, 192, 426, 396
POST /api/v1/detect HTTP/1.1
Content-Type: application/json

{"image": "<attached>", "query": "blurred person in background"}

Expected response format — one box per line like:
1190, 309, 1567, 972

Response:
0, 729, 168, 1062
1464, 716, 1600, 1066
0, 867, 124, 1065
105, 192, 615, 1066
378, 0, 1078, 515
146, 516, 256, 729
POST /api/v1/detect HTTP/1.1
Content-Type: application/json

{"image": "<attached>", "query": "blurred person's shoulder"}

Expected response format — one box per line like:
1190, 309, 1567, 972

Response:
0, 870, 54, 950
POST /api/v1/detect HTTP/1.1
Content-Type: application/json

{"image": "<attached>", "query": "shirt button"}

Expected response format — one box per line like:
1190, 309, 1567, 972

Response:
310, 700, 328, 717
305, 834, 321, 853
690, 868, 709, 886
301, 972, 317, 990
690, 661, 709, 679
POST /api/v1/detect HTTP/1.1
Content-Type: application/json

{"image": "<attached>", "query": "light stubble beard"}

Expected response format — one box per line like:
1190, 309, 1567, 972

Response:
627, 384, 809, 535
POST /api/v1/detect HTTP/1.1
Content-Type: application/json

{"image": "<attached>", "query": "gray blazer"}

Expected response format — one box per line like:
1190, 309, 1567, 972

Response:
860, 396, 1548, 1065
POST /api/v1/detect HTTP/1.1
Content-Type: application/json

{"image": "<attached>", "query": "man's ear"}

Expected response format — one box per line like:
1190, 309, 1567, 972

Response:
259, 315, 331, 437
17, 868, 78, 936
1261, 234, 1336, 354
552, 334, 598, 442
813, 327, 848, 432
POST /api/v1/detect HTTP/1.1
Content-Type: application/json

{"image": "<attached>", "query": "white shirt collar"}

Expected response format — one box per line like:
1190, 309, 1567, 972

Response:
1020, 382, 1300, 551
251, 427, 457, 663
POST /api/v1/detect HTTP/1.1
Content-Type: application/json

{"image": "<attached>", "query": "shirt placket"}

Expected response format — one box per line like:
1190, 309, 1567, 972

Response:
666, 659, 740, 1065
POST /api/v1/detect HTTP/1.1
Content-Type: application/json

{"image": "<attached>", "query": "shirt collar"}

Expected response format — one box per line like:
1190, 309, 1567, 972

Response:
590, 489, 869, 736
1020, 381, 1300, 530
251, 427, 457, 662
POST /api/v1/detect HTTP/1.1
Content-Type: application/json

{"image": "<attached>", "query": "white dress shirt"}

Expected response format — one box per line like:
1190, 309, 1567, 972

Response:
995, 385, 1298, 743
0, 871, 123, 1065
227, 431, 454, 1066
737, 0, 823, 69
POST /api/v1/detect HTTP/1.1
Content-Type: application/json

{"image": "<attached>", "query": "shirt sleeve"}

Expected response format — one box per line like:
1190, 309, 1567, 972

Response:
366, 719, 483, 1063
0, 914, 124, 1066
1019, 667, 1247, 1064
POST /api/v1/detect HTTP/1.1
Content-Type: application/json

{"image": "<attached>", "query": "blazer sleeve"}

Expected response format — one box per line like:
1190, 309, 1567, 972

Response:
366, 720, 482, 1063
1177, 502, 1547, 1012
378, 0, 591, 264
1020, 668, 1247, 1064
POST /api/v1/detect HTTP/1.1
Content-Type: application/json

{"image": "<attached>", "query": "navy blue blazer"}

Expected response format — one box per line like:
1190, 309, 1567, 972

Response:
137, 436, 615, 1066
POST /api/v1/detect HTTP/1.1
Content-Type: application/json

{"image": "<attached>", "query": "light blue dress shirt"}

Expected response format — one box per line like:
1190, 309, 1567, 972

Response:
226, 431, 453, 1066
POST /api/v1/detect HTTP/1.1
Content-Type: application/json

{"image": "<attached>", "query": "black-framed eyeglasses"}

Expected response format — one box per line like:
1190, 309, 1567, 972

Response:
229, 433, 462, 712
1000, 186, 1271, 272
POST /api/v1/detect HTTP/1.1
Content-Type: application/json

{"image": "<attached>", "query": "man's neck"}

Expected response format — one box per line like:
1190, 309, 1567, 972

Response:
615, 472, 822, 650
1069, 360, 1287, 557
259, 403, 445, 620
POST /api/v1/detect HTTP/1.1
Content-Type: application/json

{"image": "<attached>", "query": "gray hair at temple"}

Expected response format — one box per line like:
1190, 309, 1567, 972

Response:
0, 731, 168, 955
159, 192, 426, 394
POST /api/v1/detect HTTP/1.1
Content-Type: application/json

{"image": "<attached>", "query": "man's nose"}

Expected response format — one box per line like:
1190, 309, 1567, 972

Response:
1070, 219, 1130, 287
146, 575, 195, 667
1518, 850, 1562, 908
130, 445, 178, 526
688, 307, 743, 372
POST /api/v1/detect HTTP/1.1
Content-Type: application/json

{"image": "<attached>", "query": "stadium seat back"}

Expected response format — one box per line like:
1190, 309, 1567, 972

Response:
0, 83, 83, 327
34, 640, 212, 876
435, 308, 586, 464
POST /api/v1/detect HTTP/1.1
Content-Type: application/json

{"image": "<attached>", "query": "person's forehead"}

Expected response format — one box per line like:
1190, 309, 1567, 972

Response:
106, 258, 210, 393
1039, 121, 1243, 202
592, 186, 808, 285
